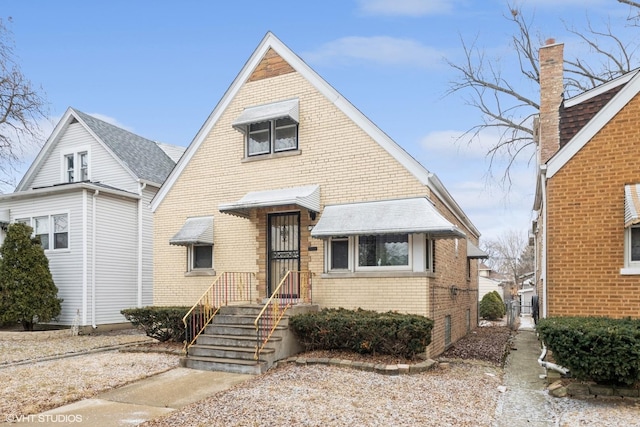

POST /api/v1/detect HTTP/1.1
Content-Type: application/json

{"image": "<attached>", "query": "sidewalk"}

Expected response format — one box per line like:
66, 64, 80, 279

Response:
16, 368, 253, 427
493, 315, 555, 427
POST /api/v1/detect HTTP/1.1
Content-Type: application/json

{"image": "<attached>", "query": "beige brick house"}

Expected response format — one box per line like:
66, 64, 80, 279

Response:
151, 32, 484, 357
533, 40, 640, 319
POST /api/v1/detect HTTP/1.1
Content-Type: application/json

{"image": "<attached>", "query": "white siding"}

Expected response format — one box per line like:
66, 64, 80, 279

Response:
29, 122, 138, 192
94, 193, 139, 324
5, 192, 84, 325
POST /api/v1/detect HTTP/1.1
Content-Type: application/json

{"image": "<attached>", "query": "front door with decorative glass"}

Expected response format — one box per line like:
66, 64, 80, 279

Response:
268, 212, 300, 297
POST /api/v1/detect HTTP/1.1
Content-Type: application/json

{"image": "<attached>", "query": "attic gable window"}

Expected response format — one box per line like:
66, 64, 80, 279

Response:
233, 99, 299, 158
63, 150, 89, 183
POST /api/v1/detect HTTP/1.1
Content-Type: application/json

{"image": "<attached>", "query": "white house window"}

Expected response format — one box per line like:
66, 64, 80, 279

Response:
34, 216, 50, 249
357, 234, 409, 269
247, 118, 298, 157
19, 214, 69, 250
53, 214, 69, 249
79, 152, 88, 181
63, 151, 89, 183
65, 154, 75, 182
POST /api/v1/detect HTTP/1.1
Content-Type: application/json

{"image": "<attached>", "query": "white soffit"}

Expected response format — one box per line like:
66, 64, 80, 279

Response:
219, 185, 320, 218
169, 216, 214, 246
232, 98, 299, 131
311, 197, 465, 238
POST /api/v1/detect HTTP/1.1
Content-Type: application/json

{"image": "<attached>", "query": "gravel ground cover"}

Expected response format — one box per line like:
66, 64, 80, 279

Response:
2, 325, 640, 426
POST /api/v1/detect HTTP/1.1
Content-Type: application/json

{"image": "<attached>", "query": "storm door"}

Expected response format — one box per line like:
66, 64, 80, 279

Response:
267, 212, 300, 297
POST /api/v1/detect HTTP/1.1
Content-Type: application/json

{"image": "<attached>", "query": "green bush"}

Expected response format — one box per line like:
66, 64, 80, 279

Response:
0, 223, 63, 330
537, 316, 640, 385
121, 306, 191, 342
480, 291, 505, 320
289, 308, 434, 359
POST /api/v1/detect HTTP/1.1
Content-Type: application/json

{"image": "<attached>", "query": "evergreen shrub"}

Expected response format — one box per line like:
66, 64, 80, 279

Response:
289, 307, 434, 359
121, 306, 191, 342
537, 316, 640, 385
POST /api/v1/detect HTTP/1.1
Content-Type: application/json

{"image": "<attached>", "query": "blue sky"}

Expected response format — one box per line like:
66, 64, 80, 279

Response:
3, 0, 637, 243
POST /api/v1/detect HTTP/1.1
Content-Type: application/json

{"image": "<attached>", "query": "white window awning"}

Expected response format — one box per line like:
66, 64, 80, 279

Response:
219, 185, 320, 219
170, 216, 214, 246
311, 197, 465, 238
625, 184, 640, 227
232, 98, 299, 131
467, 241, 488, 259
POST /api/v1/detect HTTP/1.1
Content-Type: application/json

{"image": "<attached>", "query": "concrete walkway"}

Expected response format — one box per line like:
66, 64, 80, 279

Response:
18, 368, 253, 427
493, 316, 555, 427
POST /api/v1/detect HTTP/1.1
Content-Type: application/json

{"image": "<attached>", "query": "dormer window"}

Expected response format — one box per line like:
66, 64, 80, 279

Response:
233, 98, 299, 158
63, 150, 89, 183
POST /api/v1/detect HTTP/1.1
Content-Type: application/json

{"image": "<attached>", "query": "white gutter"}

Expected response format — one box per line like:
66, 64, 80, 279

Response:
540, 166, 548, 318
92, 190, 99, 328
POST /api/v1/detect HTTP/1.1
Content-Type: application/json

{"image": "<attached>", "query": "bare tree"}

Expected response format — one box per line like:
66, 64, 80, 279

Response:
446, 2, 640, 184
481, 229, 530, 287
0, 17, 47, 191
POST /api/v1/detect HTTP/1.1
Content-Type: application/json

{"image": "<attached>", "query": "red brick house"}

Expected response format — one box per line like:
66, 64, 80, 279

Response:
533, 40, 640, 318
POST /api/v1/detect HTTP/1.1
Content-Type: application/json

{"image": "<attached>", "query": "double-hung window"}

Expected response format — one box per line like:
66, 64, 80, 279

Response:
19, 214, 69, 250
63, 150, 89, 183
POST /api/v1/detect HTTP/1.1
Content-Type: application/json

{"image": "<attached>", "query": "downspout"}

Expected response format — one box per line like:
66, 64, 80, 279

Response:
540, 166, 548, 319
92, 190, 99, 329
82, 190, 88, 325
538, 340, 570, 376
137, 182, 146, 308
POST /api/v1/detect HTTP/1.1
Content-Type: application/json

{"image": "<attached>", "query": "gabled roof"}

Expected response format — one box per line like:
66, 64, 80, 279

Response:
17, 108, 181, 191
547, 68, 640, 178
150, 32, 480, 238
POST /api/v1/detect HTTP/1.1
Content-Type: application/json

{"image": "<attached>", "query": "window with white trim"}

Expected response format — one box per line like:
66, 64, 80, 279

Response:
625, 225, 640, 268
247, 118, 298, 157
18, 214, 69, 250
326, 233, 436, 274
63, 150, 89, 183
357, 234, 410, 270
426, 237, 435, 273
188, 244, 213, 271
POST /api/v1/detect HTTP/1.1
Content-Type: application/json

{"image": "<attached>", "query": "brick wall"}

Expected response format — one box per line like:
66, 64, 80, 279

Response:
539, 42, 564, 164
546, 94, 640, 318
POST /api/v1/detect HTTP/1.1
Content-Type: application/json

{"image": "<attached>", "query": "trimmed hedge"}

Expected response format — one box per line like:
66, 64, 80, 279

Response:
480, 291, 505, 320
121, 306, 191, 343
289, 308, 433, 359
537, 316, 640, 385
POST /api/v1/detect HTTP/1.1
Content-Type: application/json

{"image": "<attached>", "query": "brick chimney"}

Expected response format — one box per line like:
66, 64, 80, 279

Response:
538, 39, 564, 164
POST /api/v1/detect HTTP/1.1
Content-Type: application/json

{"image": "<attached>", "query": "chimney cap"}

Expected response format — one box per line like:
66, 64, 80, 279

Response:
545, 38, 556, 46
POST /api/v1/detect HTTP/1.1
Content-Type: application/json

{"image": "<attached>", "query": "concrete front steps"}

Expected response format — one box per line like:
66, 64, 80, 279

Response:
181, 303, 318, 375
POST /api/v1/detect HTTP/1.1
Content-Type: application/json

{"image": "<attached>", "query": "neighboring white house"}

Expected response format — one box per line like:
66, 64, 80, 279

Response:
478, 262, 505, 301
0, 108, 183, 328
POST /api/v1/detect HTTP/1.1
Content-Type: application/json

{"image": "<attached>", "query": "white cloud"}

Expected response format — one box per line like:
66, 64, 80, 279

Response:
356, 0, 455, 16
304, 36, 444, 69
86, 113, 134, 132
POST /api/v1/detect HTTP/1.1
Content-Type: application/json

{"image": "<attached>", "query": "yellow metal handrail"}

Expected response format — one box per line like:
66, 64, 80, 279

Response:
254, 271, 312, 360
182, 272, 255, 353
